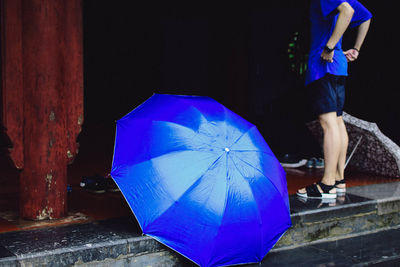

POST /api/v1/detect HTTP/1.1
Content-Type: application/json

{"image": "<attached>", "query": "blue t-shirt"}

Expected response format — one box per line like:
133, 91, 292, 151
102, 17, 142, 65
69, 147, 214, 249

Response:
305, 0, 372, 85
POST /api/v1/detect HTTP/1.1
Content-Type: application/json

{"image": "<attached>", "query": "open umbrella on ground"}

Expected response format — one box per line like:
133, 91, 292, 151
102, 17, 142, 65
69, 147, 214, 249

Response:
306, 112, 400, 178
110, 94, 291, 267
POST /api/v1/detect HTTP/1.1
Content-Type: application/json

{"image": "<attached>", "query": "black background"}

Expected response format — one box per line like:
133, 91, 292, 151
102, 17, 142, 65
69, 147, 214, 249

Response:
3, 0, 395, 159
83, 0, 399, 157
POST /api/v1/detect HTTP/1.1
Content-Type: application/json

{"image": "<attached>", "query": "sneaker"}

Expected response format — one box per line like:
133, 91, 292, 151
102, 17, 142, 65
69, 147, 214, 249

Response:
278, 154, 307, 168
306, 157, 325, 168
314, 158, 325, 168
106, 178, 120, 192
306, 158, 316, 168
80, 175, 107, 193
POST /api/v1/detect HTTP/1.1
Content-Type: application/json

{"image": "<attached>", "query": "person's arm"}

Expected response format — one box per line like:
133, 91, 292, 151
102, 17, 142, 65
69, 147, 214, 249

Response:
321, 2, 354, 62
344, 19, 371, 62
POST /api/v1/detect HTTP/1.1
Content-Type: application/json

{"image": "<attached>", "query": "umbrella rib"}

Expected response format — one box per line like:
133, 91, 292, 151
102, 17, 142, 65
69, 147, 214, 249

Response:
222, 107, 229, 146
146, 152, 226, 229
207, 154, 266, 265
231, 149, 275, 157
191, 131, 227, 150
229, 125, 256, 148
178, 152, 229, 266
230, 153, 291, 259
228, 125, 272, 155
151, 119, 227, 150
230, 153, 286, 201
126, 148, 220, 168
205, 166, 231, 266
152, 119, 199, 134
228, 155, 264, 259
151, 119, 228, 151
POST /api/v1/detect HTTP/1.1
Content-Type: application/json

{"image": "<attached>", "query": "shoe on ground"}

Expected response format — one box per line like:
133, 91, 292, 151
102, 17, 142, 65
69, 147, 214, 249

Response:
296, 181, 336, 199
278, 154, 307, 168
306, 158, 316, 168
314, 158, 324, 168
106, 178, 120, 192
335, 179, 346, 193
306, 157, 325, 168
80, 175, 107, 193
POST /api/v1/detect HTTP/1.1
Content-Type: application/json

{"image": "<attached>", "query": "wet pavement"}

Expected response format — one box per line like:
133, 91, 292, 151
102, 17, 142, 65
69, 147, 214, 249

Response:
290, 192, 372, 213
1, 182, 400, 266
1, 219, 399, 266
0, 217, 148, 267
255, 227, 400, 267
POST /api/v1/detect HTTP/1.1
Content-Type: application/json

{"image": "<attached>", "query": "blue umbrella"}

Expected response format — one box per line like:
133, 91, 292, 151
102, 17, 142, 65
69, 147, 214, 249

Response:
111, 94, 291, 267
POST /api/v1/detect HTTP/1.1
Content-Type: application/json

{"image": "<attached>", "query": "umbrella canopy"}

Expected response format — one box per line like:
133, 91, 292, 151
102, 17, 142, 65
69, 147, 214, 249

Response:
111, 94, 291, 267
306, 112, 400, 178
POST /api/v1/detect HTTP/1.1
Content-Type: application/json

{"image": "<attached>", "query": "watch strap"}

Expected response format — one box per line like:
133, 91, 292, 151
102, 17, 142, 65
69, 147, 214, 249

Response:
324, 45, 334, 53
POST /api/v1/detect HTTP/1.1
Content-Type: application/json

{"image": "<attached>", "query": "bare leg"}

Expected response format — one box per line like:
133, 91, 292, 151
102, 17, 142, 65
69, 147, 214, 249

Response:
298, 111, 339, 194
336, 116, 348, 189
319, 112, 341, 187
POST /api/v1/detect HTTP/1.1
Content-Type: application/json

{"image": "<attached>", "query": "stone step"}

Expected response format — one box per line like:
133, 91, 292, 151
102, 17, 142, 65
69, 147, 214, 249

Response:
277, 191, 400, 249
252, 225, 400, 267
1, 182, 400, 266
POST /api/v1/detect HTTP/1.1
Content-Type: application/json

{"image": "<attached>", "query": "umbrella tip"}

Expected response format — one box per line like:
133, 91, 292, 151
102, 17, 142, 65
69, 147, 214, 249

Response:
224, 147, 230, 152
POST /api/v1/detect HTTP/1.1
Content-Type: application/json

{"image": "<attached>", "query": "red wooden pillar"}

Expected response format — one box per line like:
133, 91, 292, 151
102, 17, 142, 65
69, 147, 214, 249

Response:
1, 0, 83, 220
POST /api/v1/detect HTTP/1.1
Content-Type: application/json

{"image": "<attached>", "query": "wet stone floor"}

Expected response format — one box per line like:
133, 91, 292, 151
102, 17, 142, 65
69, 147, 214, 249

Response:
2, 220, 400, 266
1, 182, 400, 266
253, 226, 400, 267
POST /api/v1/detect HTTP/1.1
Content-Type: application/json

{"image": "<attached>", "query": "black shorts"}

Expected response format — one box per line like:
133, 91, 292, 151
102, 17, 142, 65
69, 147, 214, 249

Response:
308, 74, 346, 117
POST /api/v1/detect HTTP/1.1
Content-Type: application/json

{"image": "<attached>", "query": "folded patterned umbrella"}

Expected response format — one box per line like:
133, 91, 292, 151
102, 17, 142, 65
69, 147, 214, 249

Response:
110, 93, 292, 267
306, 112, 400, 178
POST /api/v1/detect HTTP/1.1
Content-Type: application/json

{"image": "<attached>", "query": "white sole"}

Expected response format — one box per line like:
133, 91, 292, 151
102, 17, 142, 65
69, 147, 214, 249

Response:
336, 187, 346, 193
280, 159, 307, 168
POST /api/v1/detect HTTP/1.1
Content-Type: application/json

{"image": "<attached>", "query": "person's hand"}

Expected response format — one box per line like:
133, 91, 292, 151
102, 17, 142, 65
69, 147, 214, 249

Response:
344, 49, 359, 62
321, 50, 334, 63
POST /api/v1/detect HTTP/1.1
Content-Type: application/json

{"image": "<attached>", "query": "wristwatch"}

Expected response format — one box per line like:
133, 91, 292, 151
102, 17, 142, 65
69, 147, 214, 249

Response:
324, 45, 334, 53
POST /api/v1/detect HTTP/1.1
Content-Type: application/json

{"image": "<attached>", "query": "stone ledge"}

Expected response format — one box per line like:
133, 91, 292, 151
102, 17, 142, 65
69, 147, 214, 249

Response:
377, 198, 400, 215
72, 251, 181, 267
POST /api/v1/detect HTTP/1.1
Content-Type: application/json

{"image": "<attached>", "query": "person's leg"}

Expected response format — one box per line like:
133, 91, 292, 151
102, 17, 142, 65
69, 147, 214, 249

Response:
319, 112, 341, 186
335, 116, 348, 189
297, 75, 341, 197
335, 76, 348, 190
297, 111, 338, 195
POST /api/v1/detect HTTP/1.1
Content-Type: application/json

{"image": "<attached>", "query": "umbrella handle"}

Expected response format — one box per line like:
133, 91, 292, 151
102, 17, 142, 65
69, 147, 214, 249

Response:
344, 136, 363, 169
